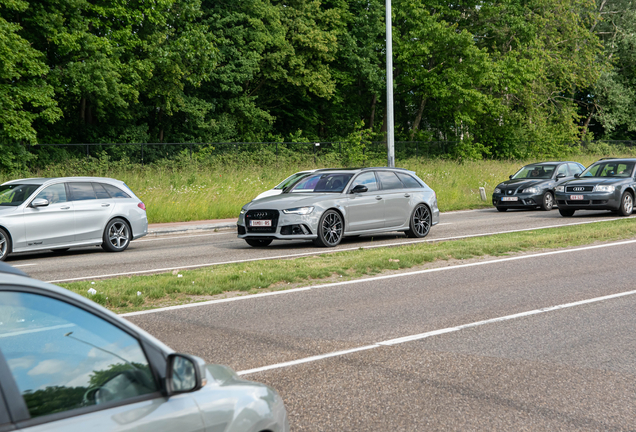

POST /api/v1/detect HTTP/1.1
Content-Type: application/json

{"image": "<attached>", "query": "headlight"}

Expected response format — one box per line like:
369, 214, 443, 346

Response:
240, 208, 246, 215
556, 186, 564, 192
522, 187, 539, 194
494, 187, 502, 194
282, 206, 314, 215
595, 185, 615, 193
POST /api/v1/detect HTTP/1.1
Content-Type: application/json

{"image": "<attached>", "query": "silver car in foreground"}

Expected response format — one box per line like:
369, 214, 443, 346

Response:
0, 177, 148, 261
0, 263, 289, 432
238, 167, 440, 247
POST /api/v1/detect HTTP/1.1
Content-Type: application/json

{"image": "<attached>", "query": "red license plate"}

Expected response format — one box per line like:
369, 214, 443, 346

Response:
250, 220, 271, 227
569, 195, 584, 200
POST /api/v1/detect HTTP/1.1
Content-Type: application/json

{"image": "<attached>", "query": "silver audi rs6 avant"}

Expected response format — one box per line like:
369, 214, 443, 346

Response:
238, 167, 439, 247
0, 177, 148, 261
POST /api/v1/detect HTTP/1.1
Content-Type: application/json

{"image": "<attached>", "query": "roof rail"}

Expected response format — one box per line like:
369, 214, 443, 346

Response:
361, 167, 412, 172
598, 157, 618, 160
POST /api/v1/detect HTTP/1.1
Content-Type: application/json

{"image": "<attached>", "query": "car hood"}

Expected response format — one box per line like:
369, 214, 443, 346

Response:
562, 177, 626, 186
253, 189, 283, 201
244, 193, 339, 210
499, 179, 549, 189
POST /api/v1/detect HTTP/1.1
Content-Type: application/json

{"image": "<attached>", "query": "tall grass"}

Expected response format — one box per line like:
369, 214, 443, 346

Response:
1, 151, 633, 223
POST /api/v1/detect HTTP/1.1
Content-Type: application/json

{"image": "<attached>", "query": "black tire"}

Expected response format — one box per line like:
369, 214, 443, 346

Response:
0, 227, 11, 262
405, 204, 431, 238
618, 191, 634, 216
313, 210, 344, 247
559, 208, 575, 217
245, 239, 273, 247
540, 191, 554, 211
101, 218, 131, 252
496, 207, 508, 212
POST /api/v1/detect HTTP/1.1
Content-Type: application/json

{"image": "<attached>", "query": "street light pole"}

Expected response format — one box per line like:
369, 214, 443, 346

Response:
385, 0, 395, 168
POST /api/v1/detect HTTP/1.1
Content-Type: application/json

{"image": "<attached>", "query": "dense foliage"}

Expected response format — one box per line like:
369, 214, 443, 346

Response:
1, 0, 634, 169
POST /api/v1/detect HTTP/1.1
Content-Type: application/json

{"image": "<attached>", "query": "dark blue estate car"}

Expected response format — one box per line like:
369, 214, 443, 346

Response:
554, 158, 636, 217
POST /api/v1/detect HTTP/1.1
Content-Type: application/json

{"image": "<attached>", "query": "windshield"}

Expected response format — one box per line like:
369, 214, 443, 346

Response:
511, 165, 555, 179
0, 184, 41, 207
581, 161, 634, 178
291, 173, 353, 193
275, 172, 311, 190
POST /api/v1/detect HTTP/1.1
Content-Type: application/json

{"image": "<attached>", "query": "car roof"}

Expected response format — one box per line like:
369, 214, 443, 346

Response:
0, 262, 27, 276
524, 161, 577, 167
596, 158, 636, 162
303, 167, 416, 174
2, 177, 126, 187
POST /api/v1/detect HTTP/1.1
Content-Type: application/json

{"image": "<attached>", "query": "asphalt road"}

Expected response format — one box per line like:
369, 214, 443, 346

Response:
8, 207, 634, 283
125, 240, 636, 430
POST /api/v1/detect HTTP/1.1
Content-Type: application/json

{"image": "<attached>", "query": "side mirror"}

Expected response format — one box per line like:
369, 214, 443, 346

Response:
165, 353, 206, 396
556, 173, 566, 179
31, 198, 49, 208
574, 173, 580, 178
509, 175, 513, 179
350, 185, 368, 194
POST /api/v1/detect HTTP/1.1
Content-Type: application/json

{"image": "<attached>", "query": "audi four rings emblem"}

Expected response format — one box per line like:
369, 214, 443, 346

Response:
253, 212, 267, 218
573, 187, 584, 191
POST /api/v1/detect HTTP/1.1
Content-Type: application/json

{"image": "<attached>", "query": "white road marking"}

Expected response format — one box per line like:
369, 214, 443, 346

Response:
121, 238, 636, 317
53, 215, 633, 284
12, 264, 37, 267
436, 222, 453, 226
237, 288, 636, 376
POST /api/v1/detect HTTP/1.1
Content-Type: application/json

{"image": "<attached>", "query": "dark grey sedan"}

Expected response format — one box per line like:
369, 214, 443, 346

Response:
492, 162, 585, 212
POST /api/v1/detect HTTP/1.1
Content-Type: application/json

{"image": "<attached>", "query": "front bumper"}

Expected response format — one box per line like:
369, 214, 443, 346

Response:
237, 210, 319, 240
554, 191, 620, 210
492, 192, 544, 209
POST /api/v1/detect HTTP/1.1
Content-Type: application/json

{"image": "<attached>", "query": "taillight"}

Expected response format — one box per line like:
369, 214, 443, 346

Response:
138, 202, 146, 211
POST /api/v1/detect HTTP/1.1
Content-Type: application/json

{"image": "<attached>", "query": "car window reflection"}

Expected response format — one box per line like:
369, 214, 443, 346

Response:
0, 292, 158, 418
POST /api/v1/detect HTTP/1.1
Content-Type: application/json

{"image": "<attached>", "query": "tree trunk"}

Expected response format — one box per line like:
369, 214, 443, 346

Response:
380, 109, 387, 148
410, 98, 427, 140
158, 108, 164, 143
80, 97, 86, 123
580, 106, 595, 141
369, 95, 377, 130
86, 104, 93, 125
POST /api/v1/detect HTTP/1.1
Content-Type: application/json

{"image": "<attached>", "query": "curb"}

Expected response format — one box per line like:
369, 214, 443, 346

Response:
147, 222, 237, 236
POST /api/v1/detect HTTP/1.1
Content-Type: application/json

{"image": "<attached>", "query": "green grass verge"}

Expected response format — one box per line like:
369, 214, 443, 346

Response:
3, 154, 633, 223
60, 218, 636, 313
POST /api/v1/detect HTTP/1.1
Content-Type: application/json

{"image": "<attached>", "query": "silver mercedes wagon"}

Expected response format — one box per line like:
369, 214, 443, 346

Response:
0, 177, 148, 261
237, 167, 440, 247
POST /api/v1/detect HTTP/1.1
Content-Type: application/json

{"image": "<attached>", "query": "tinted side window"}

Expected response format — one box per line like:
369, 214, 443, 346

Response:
0, 292, 159, 419
34, 184, 67, 204
92, 183, 111, 199
567, 163, 583, 175
556, 165, 568, 176
68, 182, 97, 201
377, 171, 404, 190
350, 172, 378, 192
396, 173, 422, 188
102, 183, 131, 198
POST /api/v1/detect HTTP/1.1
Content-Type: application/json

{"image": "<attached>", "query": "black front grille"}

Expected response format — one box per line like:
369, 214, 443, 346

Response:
567, 200, 590, 205
557, 200, 566, 205
566, 185, 594, 192
245, 209, 279, 233
592, 200, 608, 205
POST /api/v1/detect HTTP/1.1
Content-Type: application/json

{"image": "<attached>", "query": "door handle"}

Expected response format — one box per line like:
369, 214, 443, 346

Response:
101, 203, 111, 207
61, 206, 70, 210
375, 196, 383, 200
404, 194, 411, 197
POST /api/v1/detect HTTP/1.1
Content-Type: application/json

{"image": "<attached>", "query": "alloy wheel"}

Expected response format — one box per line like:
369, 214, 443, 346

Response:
544, 193, 553, 210
321, 212, 343, 246
413, 205, 431, 237
624, 194, 633, 214
108, 221, 130, 249
0, 231, 7, 260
